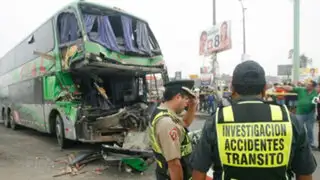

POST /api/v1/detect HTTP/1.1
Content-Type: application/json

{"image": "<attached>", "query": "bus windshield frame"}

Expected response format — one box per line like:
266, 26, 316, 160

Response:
78, 3, 162, 57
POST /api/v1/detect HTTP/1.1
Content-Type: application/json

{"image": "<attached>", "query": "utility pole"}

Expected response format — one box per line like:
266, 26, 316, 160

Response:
239, 0, 247, 62
239, 0, 246, 54
212, 0, 216, 27
292, 0, 300, 83
212, 0, 218, 87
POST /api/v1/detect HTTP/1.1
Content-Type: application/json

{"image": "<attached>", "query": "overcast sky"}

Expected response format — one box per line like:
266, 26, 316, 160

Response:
0, 0, 319, 77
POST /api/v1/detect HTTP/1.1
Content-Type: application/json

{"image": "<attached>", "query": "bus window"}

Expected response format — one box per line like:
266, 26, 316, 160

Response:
57, 12, 80, 45
80, 3, 161, 57
57, 12, 81, 69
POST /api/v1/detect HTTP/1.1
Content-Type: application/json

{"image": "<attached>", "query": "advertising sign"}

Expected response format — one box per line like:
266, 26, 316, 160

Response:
299, 67, 319, 82
199, 20, 232, 57
277, 65, 292, 76
198, 20, 231, 86
200, 66, 212, 85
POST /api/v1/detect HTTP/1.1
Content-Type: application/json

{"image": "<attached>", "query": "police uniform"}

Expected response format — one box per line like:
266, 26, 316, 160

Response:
190, 61, 317, 180
148, 80, 196, 180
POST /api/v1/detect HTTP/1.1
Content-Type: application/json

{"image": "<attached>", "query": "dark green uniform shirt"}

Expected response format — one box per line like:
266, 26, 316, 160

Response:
190, 97, 317, 179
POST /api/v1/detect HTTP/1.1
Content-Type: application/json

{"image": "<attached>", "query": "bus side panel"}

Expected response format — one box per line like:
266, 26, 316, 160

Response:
42, 75, 56, 134
42, 75, 78, 140
8, 77, 47, 132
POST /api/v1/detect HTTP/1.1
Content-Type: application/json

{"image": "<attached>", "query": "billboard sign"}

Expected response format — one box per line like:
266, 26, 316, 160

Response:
200, 66, 212, 85
199, 20, 232, 57
300, 67, 319, 82
277, 65, 292, 76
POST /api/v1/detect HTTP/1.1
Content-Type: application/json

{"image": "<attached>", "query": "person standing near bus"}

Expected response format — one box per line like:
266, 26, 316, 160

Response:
282, 80, 318, 148
148, 80, 197, 180
191, 60, 316, 180
314, 83, 320, 151
207, 93, 215, 114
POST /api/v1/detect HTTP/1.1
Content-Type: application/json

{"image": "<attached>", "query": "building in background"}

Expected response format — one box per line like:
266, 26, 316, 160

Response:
174, 71, 182, 80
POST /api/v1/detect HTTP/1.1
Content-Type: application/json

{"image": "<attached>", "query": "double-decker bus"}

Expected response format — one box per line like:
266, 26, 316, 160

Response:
0, 0, 168, 149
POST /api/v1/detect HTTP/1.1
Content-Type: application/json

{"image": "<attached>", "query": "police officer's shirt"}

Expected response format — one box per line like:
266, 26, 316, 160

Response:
190, 96, 317, 178
154, 104, 186, 161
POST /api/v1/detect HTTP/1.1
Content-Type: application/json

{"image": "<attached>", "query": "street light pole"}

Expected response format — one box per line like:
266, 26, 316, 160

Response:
212, 0, 218, 87
239, 0, 246, 54
213, 0, 216, 25
239, 0, 247, 61
292, 0, 300, 83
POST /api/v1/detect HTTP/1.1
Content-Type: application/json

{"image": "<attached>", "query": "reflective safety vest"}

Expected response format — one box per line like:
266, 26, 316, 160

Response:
215, 101, 293, 180
148, 108, 193, 180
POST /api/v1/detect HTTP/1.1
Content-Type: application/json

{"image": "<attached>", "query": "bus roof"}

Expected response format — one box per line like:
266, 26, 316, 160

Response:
77, 1, 148, 23
0, 0, 149, 60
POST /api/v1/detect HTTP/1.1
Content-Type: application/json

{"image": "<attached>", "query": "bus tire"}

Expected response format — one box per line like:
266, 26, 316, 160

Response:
4, 112, 10, 128
55, 115, 71, 149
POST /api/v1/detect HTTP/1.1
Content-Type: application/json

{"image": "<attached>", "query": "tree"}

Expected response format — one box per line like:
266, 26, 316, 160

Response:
299, 54, 312, 68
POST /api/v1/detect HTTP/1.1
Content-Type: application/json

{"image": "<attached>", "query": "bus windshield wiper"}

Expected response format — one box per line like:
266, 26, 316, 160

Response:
124, 50, 151, 57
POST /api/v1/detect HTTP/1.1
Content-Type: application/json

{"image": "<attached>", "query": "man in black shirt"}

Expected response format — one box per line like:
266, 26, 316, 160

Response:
191, 60, 317, 180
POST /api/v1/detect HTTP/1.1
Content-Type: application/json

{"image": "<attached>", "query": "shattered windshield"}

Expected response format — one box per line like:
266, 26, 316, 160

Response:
80, 3, 161, 57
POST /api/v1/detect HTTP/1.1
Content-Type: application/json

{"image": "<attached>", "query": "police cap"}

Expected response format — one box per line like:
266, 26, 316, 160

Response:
232, 60, 266, 85
164, 80, 196, 98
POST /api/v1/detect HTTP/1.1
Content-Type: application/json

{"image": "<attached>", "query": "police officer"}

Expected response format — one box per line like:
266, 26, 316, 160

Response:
190, 60, 317, 180
148, 80, 197, 180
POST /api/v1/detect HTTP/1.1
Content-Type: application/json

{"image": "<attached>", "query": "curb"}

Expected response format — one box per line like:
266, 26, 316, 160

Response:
195, 113, 211, 120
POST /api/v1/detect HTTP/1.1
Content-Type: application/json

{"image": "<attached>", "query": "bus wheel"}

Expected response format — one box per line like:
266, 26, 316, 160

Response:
9, 111, 18, 130
4, 112, 10, 128
55, 116, 70, 149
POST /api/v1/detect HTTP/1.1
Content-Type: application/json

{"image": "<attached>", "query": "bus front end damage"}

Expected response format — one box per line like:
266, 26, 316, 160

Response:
53, 58, 164, 173
63, 65, 162, 151
75, 102, 155, 147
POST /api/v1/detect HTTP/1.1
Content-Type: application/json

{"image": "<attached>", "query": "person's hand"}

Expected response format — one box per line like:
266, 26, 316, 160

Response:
188, 97, 198, 109
312, 97, 320, 104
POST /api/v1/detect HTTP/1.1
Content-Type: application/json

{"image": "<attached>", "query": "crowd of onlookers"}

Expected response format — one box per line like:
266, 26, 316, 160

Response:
266, 80, 320, 150
195, 86, 231, 114
265, 82, 298, 111
198, 92, 216, 114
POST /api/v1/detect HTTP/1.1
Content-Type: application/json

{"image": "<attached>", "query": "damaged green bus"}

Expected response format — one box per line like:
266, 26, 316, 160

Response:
0, 1, 168, 149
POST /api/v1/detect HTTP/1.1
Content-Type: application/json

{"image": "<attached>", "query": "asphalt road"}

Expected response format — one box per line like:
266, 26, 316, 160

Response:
0, 117, 207, 180
0, 123, 155, 180
0, 116, 319, 180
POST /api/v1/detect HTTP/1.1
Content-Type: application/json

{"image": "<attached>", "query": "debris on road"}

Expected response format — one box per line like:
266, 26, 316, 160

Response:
52, 143, 156, 178
52, 130, 157, 178
101, 144, 154, 172
53, 151, 101, 177
93, 167, 108, 175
